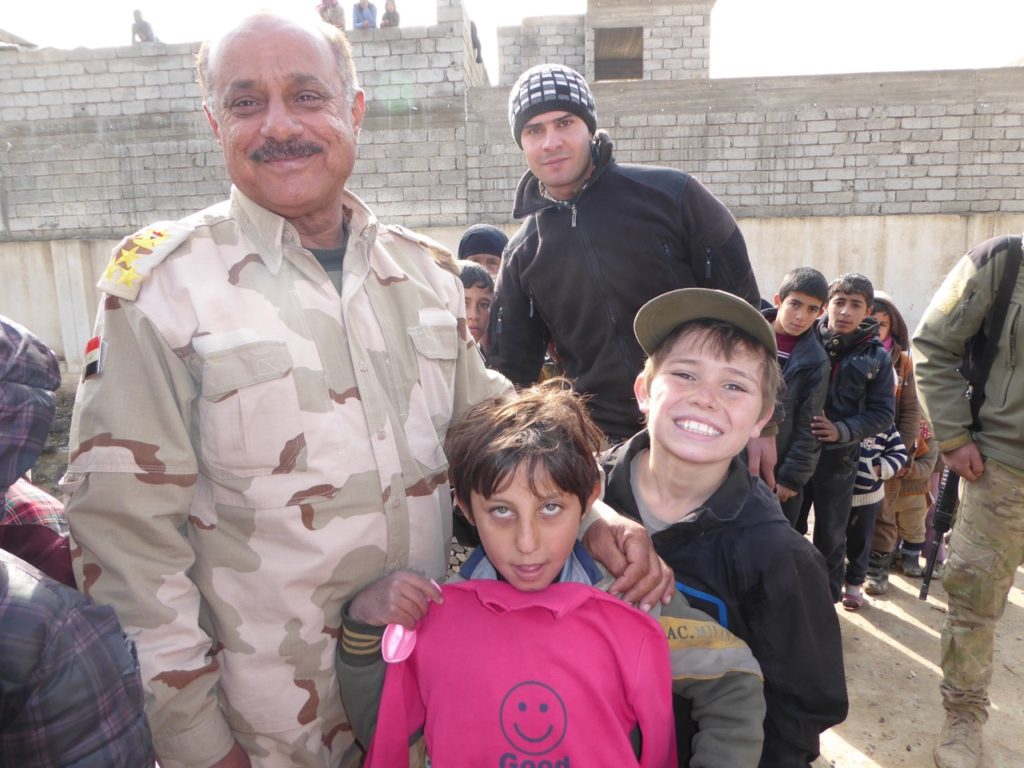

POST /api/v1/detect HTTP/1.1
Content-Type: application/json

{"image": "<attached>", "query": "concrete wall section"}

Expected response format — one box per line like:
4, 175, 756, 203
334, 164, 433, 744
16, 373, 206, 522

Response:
602, 69, 1024, 219
741, 212, 1024, 331
1, 238, 113, 362
351, 106, 468, 228
6, 212, 1018, 368
6, 10, 1024, 243
347, 18, 470, 114
0, 42, 216, 239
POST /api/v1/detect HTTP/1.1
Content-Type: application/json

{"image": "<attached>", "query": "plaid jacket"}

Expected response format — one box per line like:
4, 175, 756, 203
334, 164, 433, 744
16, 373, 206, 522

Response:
0, 549, 155, 767
1, 478, 72, 585
0, 316, 61, 490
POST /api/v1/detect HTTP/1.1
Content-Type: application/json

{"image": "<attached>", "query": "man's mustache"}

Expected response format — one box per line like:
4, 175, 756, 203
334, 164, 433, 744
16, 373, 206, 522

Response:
250, 139, 324, 162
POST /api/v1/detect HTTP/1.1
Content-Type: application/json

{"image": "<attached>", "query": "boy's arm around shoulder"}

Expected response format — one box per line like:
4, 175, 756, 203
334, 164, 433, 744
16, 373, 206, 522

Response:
660, 591, 766, 768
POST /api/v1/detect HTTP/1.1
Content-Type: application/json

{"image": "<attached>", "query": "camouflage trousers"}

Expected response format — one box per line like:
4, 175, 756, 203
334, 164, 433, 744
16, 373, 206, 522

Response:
940, 458, 1024, 721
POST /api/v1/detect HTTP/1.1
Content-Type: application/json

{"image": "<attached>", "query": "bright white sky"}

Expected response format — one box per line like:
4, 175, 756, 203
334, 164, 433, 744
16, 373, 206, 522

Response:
4, 0, 1024, 82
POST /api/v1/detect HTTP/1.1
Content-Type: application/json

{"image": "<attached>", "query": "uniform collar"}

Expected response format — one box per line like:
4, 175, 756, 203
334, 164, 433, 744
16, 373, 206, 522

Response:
228, 186, 379, 278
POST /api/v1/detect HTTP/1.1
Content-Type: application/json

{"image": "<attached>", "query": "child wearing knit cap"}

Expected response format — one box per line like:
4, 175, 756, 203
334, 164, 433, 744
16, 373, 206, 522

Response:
457, 223, 508, 278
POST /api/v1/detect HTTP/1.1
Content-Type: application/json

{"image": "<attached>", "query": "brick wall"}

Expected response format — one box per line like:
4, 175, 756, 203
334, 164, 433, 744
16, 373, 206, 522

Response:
0, 0, 477, 239
583, 0, 713, 83
496, 1, 713, 88
497, 16, 587, 87
463, 67, 1024, 223
3, 0, 1024, 244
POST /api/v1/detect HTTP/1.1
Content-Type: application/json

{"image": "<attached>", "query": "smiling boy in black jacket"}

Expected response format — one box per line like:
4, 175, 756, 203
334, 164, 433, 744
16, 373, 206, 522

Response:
601, 287, 847, 768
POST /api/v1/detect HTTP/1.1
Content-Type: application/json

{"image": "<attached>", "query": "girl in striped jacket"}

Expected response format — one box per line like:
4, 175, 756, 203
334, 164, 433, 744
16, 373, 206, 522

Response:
842, 424, 908, 610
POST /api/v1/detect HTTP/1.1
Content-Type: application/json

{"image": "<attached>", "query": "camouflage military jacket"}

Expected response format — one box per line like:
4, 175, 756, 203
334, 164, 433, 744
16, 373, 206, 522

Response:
912, 235, 1024, 471
63, 187, 507, 768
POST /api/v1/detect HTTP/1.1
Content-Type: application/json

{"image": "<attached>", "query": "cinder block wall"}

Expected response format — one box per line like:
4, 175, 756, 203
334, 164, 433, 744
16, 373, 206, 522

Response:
0, 0, 477, 240
5, 1, 1024, 243
465, 68, 1024, 223
584, 0, 714, 83
5, 0, 1024, 363
497, 16, 587, 87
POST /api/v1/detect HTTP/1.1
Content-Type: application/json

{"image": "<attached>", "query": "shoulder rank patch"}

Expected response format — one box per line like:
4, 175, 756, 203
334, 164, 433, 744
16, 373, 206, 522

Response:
98, 221, 193, 300
385, 223, 459, 277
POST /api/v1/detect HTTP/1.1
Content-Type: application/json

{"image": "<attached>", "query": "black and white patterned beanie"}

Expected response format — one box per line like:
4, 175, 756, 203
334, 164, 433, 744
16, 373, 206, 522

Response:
508, 64, 597, 148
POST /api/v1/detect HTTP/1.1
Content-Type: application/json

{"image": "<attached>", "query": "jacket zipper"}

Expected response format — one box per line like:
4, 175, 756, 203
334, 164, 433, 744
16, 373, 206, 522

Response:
572, 208, 636, 381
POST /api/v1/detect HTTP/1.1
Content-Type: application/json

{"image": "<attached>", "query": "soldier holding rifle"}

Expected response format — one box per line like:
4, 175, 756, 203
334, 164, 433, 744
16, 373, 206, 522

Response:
912, 234, 1023, 768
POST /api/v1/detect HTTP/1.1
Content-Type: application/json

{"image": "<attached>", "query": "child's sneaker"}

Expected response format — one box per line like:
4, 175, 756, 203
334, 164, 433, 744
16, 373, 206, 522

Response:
864, 550, 890, 595
842, 583, 865, 611
900, 549, 924, 577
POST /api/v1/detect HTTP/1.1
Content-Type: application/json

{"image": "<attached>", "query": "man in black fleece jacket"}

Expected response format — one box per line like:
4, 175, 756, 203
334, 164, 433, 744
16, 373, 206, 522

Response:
490, 63, 760, 446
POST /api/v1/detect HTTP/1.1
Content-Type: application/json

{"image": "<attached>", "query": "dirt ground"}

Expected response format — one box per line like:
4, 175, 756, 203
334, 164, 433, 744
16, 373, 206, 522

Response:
30, 380, 1024, 768
820, 566, 1024, 768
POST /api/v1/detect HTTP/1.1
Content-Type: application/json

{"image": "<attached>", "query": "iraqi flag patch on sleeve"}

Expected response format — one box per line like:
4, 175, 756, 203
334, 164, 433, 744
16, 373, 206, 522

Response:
83, 336, 104, 378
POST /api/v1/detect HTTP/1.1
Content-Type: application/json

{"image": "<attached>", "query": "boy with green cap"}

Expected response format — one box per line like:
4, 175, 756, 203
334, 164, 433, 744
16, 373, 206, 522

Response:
601, 288, 848, 767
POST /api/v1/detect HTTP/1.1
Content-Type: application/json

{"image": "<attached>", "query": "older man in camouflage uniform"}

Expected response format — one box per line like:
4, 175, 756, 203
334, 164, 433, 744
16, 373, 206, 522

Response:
62, 13, 671, 768
912, 235, 1024, 768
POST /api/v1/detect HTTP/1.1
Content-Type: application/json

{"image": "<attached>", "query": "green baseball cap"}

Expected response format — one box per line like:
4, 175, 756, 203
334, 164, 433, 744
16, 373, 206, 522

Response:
634, 288, 777, 359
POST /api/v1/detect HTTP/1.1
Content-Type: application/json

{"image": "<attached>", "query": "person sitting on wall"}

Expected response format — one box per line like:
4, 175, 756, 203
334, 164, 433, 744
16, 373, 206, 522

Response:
379, 0, 399, 28
318, 0, 346, 30
352, 0, 377, 29
131, 10, 156, 43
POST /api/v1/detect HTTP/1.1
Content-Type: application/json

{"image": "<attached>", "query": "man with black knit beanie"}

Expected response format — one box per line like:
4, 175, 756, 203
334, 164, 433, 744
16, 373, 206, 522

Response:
491, 63, 763, 447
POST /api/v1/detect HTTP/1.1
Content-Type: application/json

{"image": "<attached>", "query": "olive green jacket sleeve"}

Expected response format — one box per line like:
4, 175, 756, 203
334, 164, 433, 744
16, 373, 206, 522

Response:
336, 601, 390, 749
655, 590, 766, 768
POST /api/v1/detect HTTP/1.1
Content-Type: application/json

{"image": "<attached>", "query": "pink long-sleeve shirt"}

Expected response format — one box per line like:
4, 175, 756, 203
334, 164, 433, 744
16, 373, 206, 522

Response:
366, 580, 676, 768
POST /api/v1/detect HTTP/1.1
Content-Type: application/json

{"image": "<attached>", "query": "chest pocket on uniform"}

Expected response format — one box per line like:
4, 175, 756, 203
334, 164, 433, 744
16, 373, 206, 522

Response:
197, 341, 303, 478
406, 322, 459, 468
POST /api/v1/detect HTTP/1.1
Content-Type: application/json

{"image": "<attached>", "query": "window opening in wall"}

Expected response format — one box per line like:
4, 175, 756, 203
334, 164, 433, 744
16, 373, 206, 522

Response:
594, 27, 643, 81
